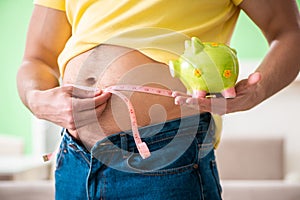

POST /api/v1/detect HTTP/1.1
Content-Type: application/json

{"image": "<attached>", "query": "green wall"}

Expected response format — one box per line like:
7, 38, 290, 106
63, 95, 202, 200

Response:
0, 1, 299, 154
231, 11, 268, 59
0, 0, 33, 153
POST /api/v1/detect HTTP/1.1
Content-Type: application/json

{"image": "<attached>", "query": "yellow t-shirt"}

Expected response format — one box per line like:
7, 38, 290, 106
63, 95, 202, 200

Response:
34, 0, 242, 75
33, 0, 244, 147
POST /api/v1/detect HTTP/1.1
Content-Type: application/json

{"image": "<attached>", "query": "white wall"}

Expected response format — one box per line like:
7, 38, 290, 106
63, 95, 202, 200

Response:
31, 119, 61, 157
222, 60, 300, 181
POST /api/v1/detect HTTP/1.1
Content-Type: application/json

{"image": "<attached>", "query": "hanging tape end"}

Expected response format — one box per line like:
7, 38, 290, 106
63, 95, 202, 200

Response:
138, 142, 151, 159
42, 154, 50, 162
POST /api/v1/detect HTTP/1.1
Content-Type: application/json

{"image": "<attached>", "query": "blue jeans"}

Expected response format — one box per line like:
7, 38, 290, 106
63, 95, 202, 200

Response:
55, 113, 222, 200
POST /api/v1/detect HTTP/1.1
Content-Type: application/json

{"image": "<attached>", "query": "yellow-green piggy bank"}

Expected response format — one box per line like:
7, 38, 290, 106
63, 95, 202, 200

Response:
169, 37, 239, 98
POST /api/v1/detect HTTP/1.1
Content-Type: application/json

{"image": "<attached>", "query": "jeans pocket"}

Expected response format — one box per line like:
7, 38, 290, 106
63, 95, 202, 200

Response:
68, 143, 90, 165
126, 138, 198, 175
55, 132, 91, 170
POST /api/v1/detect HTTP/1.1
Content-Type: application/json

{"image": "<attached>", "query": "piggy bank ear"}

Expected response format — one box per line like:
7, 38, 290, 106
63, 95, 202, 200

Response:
191, 37, 204, 54
184, 40, 191, 50
169, 60, 179, 78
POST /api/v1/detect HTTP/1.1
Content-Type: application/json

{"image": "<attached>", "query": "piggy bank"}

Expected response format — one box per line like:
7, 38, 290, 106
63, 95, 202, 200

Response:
169, 37, 239, 98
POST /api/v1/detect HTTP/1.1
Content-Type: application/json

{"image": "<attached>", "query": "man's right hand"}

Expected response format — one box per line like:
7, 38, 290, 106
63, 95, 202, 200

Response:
27, 85, 111, 131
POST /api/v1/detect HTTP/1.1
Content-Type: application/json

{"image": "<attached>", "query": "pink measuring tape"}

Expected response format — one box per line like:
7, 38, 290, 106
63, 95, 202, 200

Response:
43, 84, 176, 161
104, 85, 174, 159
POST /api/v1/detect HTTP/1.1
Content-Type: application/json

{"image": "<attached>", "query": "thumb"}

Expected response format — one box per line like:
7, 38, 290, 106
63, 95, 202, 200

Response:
248, 72, 261, 85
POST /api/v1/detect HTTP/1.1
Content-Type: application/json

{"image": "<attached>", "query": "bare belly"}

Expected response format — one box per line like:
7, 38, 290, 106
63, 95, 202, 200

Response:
63, 44, 199, 148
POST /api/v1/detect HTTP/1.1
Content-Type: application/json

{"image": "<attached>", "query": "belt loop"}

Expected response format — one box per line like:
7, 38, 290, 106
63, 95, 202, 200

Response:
120, 133, 129, 158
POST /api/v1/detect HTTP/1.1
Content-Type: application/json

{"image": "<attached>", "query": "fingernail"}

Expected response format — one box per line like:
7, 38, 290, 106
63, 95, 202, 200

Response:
186, 98, 192, 104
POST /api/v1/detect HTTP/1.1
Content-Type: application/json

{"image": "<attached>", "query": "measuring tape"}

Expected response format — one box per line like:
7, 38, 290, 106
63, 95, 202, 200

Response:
43, 84, 177, 161
104, 85, 175, 159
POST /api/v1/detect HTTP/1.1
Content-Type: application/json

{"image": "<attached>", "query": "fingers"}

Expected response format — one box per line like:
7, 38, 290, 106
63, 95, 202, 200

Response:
172, 91, 191, 98
62, 83, 111, 112
247, 72, 261, 85
172, 90, 192, 105
67, 93, 111, 129
63, 84, 101, 98
60, 85, 111, 129
174, 95, 189, 105
174, 95, 228, 115
72, 91, 111, 111
71, 101, 109, 129
31, 85, 111, 131
232, 72, 261, 97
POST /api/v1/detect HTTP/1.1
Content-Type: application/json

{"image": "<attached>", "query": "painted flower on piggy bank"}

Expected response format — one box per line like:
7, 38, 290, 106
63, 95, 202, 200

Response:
169, 37, 239, 98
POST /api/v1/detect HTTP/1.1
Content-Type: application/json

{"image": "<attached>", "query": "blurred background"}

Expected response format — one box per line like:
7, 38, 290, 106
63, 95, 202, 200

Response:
0, 1, 300, 200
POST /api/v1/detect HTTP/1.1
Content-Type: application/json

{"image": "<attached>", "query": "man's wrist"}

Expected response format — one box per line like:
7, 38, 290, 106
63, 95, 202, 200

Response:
26, 89, 42, 115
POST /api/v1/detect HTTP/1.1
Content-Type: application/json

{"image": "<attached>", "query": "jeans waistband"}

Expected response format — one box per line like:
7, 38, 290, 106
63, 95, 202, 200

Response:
91, 113, 214, 167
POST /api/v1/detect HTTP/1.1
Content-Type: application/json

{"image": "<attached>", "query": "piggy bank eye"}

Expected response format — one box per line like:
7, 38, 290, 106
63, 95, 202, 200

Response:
223, 69, 232, 78
193, 68, 202, 77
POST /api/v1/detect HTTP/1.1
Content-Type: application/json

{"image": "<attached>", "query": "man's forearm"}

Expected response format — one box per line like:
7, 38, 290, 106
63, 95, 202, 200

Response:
16, 59, 60, 110
255, 30, 300, 103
